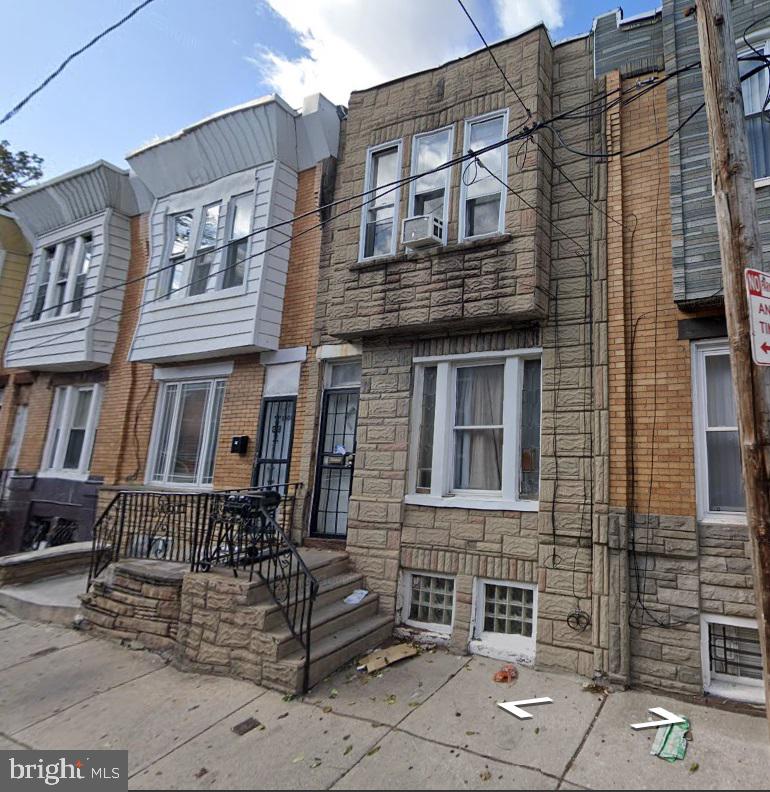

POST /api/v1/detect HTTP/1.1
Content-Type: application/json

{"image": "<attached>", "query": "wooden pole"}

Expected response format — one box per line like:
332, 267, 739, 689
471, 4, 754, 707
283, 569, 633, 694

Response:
695, 0, 770, 727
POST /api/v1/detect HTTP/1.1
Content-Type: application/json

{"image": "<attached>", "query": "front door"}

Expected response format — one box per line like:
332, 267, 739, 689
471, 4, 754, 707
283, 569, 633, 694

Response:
310, 362, 361, 538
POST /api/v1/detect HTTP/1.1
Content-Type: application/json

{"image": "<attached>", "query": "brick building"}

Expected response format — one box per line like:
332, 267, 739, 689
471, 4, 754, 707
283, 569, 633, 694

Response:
594, 2, 766, 704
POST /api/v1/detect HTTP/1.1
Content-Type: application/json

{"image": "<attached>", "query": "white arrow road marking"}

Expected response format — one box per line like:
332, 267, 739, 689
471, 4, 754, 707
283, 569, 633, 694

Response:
497, 697, 553, 720
630, 707, 687, 730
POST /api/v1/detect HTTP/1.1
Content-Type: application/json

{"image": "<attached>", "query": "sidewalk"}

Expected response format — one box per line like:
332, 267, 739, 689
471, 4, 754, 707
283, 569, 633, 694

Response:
0, 610, 767, 790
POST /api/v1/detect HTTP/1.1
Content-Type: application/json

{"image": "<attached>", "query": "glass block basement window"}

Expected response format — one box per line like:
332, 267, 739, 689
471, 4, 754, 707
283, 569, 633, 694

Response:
409, 574, 454, 626
483, 584, 534, 637
708, 622, 763, 681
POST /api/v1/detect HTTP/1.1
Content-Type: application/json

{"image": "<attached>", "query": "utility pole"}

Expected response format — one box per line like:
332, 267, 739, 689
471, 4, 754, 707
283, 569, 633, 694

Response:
695, 0, 770, 729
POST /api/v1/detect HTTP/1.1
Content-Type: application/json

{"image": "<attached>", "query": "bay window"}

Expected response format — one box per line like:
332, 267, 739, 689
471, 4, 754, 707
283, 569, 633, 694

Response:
30, 234, 93, 321
460, 112, 508, 239
360, 141, 401, 259
408, 350, 541, 510
692, 340, 746, 520
42, 384, 102, 477
409, 127, 453, 241
149, 378, 226, 486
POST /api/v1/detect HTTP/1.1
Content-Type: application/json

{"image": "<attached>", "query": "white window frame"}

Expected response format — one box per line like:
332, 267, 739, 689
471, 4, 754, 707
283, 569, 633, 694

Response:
161, 210, 195, 300
470, 578, 537, 663
146, 376, 226, 489
40, 384, 103, 480
458, 109, 509, 241
30, 234, 92, 323
738, 34, 770, 187
187, 201, 222, 296
220, 191, 253, 291
400, 570, 456, 635
700, 613, 765, 704
406, 348, 541, 511
358, 139, 403, 262
691, 339, 747, 524
407, 125, 454, 244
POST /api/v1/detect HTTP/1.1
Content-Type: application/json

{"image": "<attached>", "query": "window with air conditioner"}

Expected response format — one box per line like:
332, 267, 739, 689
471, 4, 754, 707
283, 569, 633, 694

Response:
459, 111, 508, 240
360, 141, 402, 260
405, 127, 453, 246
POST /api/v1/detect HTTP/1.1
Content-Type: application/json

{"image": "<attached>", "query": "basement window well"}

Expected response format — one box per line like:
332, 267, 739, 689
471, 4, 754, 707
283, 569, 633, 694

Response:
470, 579, 537, 663
401, 572, 455, 635
701, 614, 764, 704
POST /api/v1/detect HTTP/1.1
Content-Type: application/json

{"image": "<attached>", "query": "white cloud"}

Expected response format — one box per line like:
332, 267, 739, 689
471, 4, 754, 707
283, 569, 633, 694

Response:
249, 0, 564, 107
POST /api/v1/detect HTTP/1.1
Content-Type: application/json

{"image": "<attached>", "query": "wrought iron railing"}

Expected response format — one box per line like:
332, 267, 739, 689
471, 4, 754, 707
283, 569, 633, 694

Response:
86, 482, 318, 691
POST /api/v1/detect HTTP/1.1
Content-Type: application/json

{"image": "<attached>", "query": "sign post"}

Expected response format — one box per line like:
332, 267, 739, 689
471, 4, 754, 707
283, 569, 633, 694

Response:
745, 268, 770, 366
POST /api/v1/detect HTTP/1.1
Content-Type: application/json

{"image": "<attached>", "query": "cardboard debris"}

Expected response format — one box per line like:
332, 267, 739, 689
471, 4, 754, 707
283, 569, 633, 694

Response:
358, 643, 418, 673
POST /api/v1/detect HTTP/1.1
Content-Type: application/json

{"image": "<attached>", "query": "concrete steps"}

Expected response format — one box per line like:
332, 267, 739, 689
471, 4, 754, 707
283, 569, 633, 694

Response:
0, 571, 86, 625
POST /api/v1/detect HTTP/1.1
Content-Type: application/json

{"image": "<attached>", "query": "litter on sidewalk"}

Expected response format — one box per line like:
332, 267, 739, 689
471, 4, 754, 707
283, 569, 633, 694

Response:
650, 718, 691, 762
357, 642, 418, 673
493, 663, 518, 683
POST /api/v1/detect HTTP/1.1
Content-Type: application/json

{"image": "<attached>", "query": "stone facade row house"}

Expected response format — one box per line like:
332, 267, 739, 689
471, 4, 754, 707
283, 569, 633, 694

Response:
0, 3, 765, 703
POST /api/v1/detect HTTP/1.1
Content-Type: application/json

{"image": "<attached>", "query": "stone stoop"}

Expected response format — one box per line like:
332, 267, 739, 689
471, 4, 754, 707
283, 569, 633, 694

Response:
79, 559, 185, 651
175, 550, 394, 694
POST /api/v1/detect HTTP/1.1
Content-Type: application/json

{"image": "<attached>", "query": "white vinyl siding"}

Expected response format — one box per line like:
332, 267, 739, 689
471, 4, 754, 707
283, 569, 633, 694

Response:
5, 209, 130, 370
459, 111, 508, 240
130, 162, 297, 364
407, 349, 541, 511
692, 340, 746, 522
41, 384, 102, 479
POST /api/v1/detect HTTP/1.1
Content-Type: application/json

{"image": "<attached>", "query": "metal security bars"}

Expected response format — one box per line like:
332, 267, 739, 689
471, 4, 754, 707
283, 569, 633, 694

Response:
253, 397, 296, 489
708, 621, 763, 681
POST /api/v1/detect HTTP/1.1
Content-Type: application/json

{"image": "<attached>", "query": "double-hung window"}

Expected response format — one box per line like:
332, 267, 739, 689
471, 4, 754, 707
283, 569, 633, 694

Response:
460, 112, 508, 239
360, 141, 401, 259
408, 350, 541, 510
409, 127, 453, 241
189, 203, 221, 296
161, 212, 193, 298
149, 378, 226, 487
740, 43, 770, 181
692, 340, 746, 520
42, 384, 102, 477
31, 234, 93, 321
223, 193, 251, 289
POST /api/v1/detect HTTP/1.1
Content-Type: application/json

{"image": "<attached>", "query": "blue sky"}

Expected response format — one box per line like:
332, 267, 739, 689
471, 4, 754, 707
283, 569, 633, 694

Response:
1, 0, 655, 179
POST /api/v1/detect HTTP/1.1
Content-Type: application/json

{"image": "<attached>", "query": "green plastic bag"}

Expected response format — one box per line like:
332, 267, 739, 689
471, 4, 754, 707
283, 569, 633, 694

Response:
650, 717, 690, 762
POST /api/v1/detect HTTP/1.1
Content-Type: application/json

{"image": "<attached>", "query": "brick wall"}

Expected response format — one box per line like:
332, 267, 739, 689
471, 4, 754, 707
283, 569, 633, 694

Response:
604, 70, 756, 696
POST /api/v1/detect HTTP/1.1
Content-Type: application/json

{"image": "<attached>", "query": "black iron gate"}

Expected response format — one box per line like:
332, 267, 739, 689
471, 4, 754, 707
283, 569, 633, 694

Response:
310, 387, 359, 537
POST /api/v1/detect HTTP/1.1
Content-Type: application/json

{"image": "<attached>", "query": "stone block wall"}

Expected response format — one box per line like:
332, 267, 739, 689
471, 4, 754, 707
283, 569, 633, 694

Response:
80, 560, 184, 651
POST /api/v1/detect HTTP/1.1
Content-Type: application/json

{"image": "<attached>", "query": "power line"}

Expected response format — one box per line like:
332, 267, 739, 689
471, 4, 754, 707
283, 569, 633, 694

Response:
0, 0, 158, 126
454, 0, 532, 122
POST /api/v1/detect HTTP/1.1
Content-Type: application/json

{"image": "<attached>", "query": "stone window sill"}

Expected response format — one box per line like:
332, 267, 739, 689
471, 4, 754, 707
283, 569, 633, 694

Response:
351, 233, 513, 272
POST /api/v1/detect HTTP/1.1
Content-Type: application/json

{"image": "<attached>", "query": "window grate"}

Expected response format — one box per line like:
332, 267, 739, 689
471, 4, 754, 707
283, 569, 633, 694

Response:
708, 622, 763, 680
483, 583, 533, 637
409, 574, 454, 626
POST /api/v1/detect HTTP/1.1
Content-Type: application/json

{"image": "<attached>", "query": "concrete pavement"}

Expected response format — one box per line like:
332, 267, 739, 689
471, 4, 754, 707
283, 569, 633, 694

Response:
0, 612, 768, 789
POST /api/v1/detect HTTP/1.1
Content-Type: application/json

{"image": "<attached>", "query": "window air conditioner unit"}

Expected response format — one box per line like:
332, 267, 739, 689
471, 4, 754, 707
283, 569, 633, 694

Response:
402, 215, 444, 249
